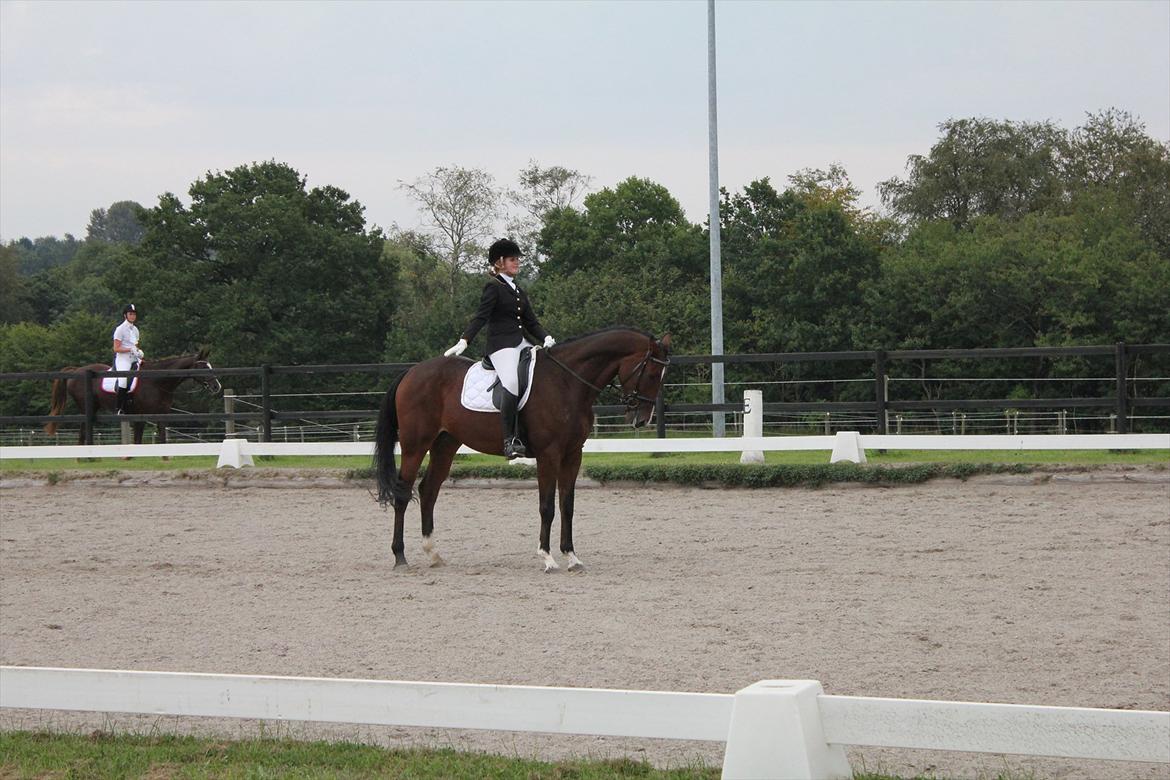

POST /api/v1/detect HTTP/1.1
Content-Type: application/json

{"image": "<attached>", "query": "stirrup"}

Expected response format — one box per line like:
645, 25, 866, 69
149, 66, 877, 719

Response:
503, 437, 528, 460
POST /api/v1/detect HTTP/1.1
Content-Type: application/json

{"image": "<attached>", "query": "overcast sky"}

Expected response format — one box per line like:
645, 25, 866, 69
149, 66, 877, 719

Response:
1, 0, 1167, 242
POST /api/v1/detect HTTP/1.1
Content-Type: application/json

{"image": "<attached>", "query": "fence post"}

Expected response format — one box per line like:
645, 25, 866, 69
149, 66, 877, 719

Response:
874, 350, 888, 434
83, 369, 96, 445
223, 389, 235, 437
721, 680, 851, 779
655, 391, 666, 439
260, 366, 273, 443
1114, 342, 1128, 434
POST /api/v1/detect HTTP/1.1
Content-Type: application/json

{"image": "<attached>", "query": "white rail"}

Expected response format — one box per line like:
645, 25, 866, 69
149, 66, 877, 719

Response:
1, 433, 1166, 467
1, 667, 1166, 779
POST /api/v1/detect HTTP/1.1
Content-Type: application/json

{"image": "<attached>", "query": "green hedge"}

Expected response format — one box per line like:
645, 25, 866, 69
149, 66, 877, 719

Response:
350, 462, 1032, 488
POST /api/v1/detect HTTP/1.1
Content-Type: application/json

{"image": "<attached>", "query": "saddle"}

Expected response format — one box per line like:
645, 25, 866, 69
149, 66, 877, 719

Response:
99, 367, 139, 394
459, 347, 536, 413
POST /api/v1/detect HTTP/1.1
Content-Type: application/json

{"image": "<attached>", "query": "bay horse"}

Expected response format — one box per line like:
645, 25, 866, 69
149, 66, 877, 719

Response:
374, 326, 671, 572
45, 348, 222, 444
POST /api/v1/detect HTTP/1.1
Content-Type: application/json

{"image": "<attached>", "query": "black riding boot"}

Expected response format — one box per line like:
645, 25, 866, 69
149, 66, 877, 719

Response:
500, 390, 527, 459
115, 385, 128, 415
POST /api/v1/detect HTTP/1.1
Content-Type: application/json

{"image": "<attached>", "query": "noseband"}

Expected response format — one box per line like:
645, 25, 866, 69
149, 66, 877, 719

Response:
195, 360, 222, 393
618, 346, 671, 409
545, 340, 670, 411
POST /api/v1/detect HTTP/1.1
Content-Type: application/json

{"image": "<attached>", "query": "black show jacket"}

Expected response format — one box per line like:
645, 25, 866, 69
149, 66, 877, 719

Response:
461, 275, 550, 353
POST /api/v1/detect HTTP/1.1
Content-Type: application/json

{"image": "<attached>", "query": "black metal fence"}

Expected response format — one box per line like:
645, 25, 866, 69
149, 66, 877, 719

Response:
2, 343, 1167, 444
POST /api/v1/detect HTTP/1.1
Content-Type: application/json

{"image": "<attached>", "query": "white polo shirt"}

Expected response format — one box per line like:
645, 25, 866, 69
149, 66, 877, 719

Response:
112, 319, 139, 367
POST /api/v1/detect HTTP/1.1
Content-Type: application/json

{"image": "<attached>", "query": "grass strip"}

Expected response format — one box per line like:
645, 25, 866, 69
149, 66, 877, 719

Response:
0, 730, 1025, 779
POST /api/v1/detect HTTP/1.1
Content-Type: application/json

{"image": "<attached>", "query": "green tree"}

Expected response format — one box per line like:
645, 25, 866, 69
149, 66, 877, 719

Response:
1062, 109, 1170, 255
878, 117, 1066, 229
6, 234, 83, 275
0, 246, 33, 324
399, 166, 501, 297
506, 161, 592, 267
134, 161, 394, 367
0, 312, 109, 416
534, 177, 708, 351
860, 205, 1168, 351
719, 178, 881, 355
86, 200, 147, 244
381, 230, 482, 361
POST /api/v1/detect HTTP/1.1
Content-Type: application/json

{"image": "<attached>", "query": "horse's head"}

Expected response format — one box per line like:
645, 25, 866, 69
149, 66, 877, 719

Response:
616, 333, 671, 428
193, 348, 223, 395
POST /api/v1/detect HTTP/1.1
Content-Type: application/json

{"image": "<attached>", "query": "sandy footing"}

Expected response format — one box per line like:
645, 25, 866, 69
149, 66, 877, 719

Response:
2, 477, 1167, 778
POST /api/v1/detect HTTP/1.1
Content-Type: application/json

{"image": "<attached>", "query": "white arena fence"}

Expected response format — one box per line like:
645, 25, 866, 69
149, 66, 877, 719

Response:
0, 432, 1167, 469
0, 667, 1166, 778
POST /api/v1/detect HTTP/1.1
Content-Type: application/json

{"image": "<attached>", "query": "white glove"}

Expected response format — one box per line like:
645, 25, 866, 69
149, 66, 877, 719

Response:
443, 339, 468, 357
543, 336, 556, 348
134, 348, 144, 360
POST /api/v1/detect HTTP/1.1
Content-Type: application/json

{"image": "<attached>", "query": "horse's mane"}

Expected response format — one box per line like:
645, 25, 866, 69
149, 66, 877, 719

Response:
555, 325, 659, 347
143, 353, 206, 368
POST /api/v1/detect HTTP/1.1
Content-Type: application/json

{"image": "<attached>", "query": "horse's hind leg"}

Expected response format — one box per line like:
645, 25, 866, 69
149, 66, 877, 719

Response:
391, 498, 409, 568
391, 447, 427, 569
418, 433, 460, 567
558, 448, 585, 572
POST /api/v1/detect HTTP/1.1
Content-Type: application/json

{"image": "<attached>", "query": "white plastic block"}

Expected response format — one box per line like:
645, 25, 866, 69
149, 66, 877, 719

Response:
829, 430, 867, 464
216, 438, 254, 469
722, 680, 852, 780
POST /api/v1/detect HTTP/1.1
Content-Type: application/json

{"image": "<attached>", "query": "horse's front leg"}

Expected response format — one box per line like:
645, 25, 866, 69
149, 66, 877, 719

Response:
536, 455, 559, 573
417, 433, 460, 568
558, 448, 585, 572
156, 422, 170, 460
133, 422, 145, 445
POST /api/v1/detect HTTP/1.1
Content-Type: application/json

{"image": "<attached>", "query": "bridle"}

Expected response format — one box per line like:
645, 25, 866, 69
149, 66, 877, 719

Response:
194, 360, 223, 394
544, 340, 670, 411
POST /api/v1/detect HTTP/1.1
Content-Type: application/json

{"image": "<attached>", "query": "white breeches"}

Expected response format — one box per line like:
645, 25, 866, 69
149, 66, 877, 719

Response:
489, 344, 530, 396
114, 353, 137, 389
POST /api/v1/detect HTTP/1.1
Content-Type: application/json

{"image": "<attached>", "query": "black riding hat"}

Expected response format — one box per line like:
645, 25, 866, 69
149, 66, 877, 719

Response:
488, 238, 523, 265
123, 303, 138, 315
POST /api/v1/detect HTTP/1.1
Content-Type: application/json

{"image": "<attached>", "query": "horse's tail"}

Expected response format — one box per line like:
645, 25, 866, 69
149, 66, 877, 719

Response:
44, 369, 76, 435
373, 371, 411, 507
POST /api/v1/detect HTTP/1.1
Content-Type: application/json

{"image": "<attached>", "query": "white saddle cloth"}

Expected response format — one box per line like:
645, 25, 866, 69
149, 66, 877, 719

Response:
459, 355, 537, 413
100, 371, 139, 394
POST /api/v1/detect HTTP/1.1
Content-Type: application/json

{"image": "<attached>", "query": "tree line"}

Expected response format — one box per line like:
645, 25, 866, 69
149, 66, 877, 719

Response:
1, 109, 1167, 416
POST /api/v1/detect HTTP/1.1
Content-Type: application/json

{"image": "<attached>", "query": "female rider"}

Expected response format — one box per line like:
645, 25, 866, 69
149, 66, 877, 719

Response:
444, 239, 555, 459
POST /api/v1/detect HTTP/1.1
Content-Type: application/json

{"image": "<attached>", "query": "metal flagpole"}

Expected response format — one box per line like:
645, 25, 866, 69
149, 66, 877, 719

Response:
707, 0, 726, 437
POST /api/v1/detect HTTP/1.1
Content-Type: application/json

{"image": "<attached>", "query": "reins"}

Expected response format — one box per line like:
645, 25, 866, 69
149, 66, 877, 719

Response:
542, 349, 607, 394
541, 340, 670, 410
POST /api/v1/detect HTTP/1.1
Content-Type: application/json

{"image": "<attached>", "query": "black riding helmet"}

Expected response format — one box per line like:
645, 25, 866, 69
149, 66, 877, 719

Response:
488, 238, 523, 265
123, 303, 138, 316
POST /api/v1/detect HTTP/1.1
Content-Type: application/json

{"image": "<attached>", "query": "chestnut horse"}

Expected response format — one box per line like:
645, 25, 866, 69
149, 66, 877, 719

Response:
45, 349, 222, 444
374, 326, 671, 572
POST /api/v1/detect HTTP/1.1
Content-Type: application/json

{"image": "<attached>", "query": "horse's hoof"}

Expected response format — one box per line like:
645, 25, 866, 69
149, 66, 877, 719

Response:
429, 556, 446, 568
393, 555, 408, 569
543, 564, 559, 574
567, 562, 585, 573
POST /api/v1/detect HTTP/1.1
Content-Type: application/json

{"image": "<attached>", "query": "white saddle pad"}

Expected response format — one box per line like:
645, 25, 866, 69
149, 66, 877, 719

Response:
100, 371, 139, 394
460, 354, 537, 413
